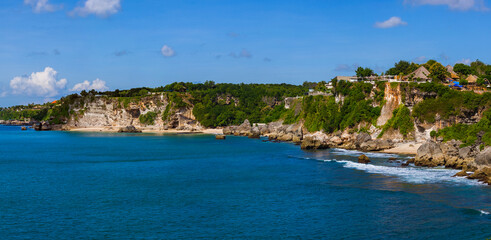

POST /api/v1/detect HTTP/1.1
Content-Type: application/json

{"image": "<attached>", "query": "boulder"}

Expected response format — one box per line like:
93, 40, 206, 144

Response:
359, 139, 393, 151
341, 132, 351, 141
21, 126, 27, 131
453, 170, 469, 177
292, 135, 302, 143
475, 147, 491, 166
40, 123, 52, 131
223, 126, 234, 135
330, 136, 343, 145
458, 146, 473, 159
118, 125, 142, 133
301, 135, 328, 150
358, 154, 370, 164
248, 127, 261, 138
355, 132, 372, 146
277, 133, 293, 142
215, 134, 226, 140
237, 119, 252, 135
407, 158, 415, 164
467, 168, 489, 185
415, 141, 445, 167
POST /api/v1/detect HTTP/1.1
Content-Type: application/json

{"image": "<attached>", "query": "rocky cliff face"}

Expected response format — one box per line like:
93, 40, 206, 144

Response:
377, 83, 402, 126
66, 95, 200, 130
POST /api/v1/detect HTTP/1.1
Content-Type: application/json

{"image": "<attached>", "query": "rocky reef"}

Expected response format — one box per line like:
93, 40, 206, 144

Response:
415, 138, 491, 185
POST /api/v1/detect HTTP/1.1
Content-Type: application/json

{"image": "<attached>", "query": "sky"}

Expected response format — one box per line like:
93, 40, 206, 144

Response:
1, 0, 490, 106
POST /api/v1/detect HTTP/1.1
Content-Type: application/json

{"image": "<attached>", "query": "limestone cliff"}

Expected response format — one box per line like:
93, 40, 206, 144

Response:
66, 94, 200, 131
377, 83, 402, 126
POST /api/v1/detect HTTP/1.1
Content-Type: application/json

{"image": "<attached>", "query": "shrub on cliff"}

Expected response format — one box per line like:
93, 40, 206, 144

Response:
437, 109, 491, 146
139, 111, 158, 125
412, 90, 491, 123
379, 104, 414, 138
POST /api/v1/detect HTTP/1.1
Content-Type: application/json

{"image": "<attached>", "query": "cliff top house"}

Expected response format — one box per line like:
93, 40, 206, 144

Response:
446, 65, 460, 79
466, 75, 478, 83
407, 66, 430, 80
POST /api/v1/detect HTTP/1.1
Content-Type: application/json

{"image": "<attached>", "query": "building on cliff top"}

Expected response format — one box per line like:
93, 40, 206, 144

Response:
407, 66, 431, 81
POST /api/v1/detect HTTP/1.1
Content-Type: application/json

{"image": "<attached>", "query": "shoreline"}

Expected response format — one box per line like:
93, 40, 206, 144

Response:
66, 126, 224, 135
67, 126, 419, 155
4, 124, 417, 155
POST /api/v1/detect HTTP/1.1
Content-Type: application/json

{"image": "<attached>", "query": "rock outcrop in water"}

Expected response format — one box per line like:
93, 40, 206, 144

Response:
358, 154, 370, 164
414, 140, 491, 185
118, 125, 142, 133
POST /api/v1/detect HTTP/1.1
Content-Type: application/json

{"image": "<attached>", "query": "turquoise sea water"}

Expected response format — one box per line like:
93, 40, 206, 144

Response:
0, 125, 489, 239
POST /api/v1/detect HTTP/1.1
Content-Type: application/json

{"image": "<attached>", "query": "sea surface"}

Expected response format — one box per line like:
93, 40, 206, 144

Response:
0, 125, 489, 239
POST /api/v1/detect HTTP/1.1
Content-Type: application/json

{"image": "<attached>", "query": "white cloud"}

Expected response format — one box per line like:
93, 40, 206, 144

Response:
71, 0, 121, 17
414, 56, 427, 63
70, 79, 108, 92
457, 58, 472, 65
24, 0, 61, 13
10, 67, 67, 97
161, 45, 176, 57
404, 0, 488, 11
374, 17, 408, 28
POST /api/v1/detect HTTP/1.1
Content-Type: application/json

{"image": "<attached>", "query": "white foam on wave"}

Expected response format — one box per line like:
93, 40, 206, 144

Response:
480, 210, 490, 215
330, 148, 410, 159
295, 155, 484, 186
338, 160, 484, 185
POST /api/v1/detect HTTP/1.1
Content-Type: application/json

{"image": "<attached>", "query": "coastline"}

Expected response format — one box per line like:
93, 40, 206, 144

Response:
66, 126, 224, 135
66, 126, 417, 155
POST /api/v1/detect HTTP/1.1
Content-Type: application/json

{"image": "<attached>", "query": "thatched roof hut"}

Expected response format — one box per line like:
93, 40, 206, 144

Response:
446, 65, 459, 79
408, 66, 430, 80
466, 75, 478, 83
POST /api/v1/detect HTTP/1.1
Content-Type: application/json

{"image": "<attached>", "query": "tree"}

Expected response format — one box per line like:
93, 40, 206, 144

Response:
302, 81, 317, 89
476, 77, 486, 86
454, 63, 472, 76
460, 79, 469, 86
429, 63, 449, 82
356, 67, 374, 80
470, 60, 486, 75
386, 60, 412, 75
424, 60, 437, 70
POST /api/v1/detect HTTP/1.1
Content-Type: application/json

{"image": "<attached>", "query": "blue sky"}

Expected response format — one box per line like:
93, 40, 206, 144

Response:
1, 0, 490, 106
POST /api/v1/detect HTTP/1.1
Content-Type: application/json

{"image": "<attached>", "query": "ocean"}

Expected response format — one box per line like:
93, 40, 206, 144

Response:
0, 125, 489, 239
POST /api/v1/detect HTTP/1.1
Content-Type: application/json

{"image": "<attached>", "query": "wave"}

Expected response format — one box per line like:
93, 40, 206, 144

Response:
330, 148, 411, 159
291, 155, 484, 186
338, 160, 485, 185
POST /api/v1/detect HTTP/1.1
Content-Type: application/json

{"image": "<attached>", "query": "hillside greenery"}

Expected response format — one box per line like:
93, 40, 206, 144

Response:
437, 109, 491, 147
379, 105, 414, 138
139, 111, 158, 125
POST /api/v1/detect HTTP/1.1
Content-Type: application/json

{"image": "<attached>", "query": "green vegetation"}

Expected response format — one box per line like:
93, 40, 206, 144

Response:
355, 67, 375, 79
437, 109, 491, 147
379, 105, 414, 138
188, 82, 307, 127
290, 81, 380, 133
412, 89, 491, 123
386, 60, 419, 76
429, 62, 450, 82
139, 111, 158, 125
2, 58, 490, 148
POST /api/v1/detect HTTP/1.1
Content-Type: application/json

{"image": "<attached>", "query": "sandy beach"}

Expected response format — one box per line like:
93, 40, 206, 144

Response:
382, 142, 422, 155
